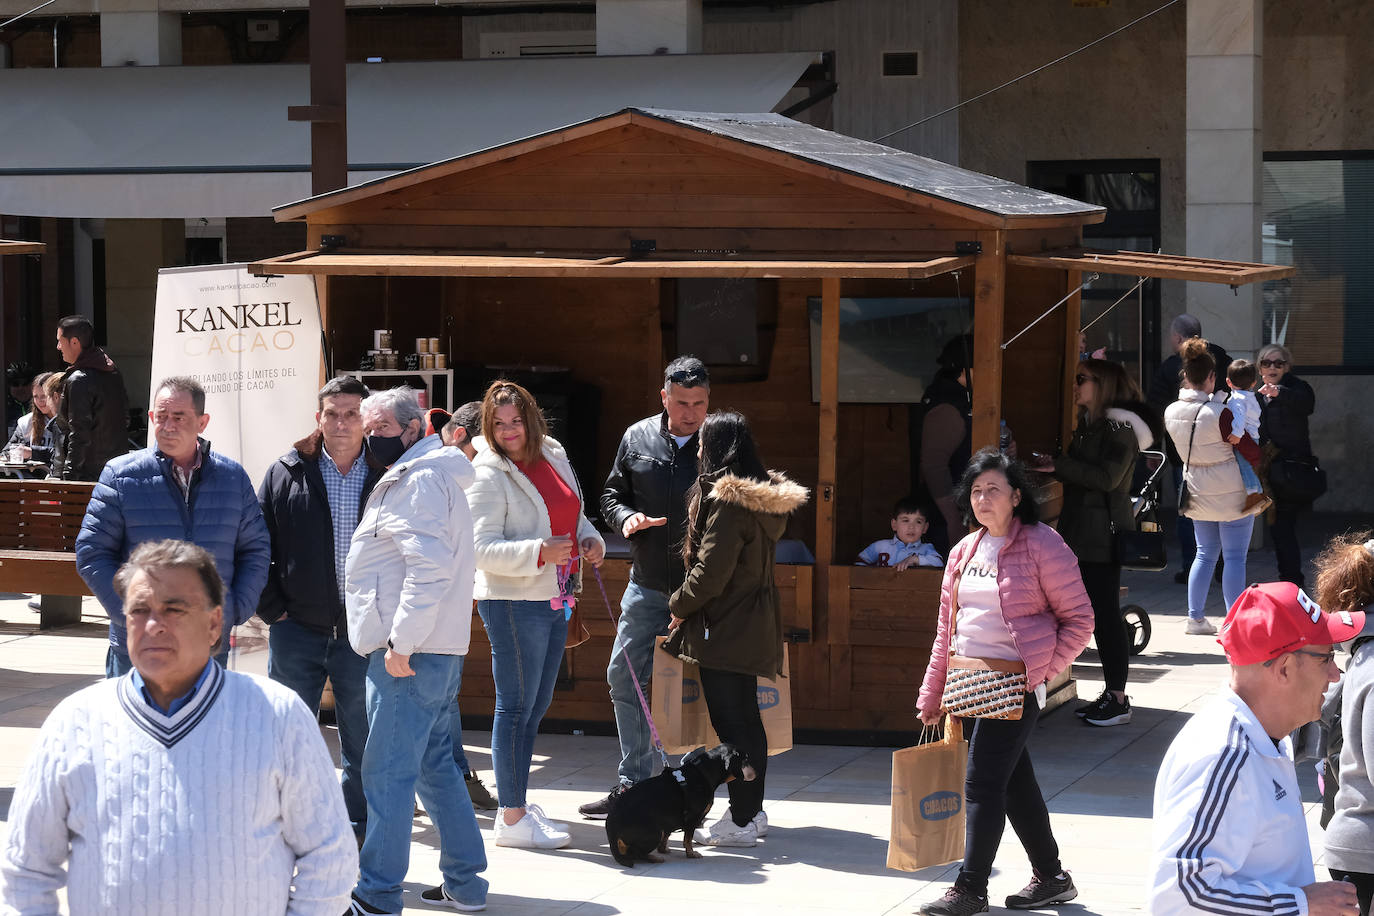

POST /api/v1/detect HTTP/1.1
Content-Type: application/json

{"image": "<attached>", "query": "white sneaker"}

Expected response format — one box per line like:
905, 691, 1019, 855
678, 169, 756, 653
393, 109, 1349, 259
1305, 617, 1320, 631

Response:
697, 813, 759, 847
493, 809, 570, 849
1185, 617, 1217, 636
752, 810, 768, 837
526, 803, 568, 833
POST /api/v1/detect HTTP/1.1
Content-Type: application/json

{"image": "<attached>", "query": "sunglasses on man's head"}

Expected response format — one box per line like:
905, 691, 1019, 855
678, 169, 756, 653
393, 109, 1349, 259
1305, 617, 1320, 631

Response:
1259, 358, 1288, 369
666, 369, 707, 385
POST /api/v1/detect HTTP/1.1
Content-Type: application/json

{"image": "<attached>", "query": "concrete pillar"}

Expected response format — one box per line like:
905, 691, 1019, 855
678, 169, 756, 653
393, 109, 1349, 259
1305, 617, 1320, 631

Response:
100, 11, 182, 67
596, 0, 701, 55
1185, 0, 1262, 358
104, 219, 182, 412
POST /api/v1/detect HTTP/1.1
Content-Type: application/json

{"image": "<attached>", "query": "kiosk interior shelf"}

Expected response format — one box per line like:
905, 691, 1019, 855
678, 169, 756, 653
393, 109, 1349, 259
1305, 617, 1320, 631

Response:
337, 369, 454, 410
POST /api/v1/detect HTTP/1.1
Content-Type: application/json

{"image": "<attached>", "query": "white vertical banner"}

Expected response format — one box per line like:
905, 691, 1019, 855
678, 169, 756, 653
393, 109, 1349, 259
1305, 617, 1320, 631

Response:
150, 264, 323, 487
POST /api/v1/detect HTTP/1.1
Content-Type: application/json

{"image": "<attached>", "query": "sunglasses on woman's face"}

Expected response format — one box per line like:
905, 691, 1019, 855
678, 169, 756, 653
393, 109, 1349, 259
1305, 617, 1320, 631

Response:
1259, 358, 1288, 369
1074, 374, 1096, 386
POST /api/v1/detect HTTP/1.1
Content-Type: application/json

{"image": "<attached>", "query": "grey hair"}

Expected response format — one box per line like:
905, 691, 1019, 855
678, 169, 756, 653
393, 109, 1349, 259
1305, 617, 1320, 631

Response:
1257, 342, 1293, 366
361, 386, 424, 430
156, 376, 207, 415
114, 539, 225, 610
1170, 314, 1202, 340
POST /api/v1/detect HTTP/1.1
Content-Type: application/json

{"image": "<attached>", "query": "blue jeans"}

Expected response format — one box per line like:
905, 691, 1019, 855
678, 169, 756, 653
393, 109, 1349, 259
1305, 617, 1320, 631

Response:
1171, 462, 1196, 574
1234, 450, 1262, 494
1188, 515, 1255, 620
267, 617, 370, 836
607, 581, 672, 786
107, 642, 227, 678
356, 651, 487, 913
449, 695, 474, 775
477, 598, 566, 809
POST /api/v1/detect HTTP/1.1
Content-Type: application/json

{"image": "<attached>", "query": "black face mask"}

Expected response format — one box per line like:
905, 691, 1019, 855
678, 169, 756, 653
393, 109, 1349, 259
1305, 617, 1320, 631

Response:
366, 433, 408, 466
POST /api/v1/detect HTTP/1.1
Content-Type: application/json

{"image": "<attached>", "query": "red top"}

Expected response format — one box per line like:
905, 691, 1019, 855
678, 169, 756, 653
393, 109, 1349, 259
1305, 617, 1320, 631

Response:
1219, 408, 1262, 465
517, 457, 580, 563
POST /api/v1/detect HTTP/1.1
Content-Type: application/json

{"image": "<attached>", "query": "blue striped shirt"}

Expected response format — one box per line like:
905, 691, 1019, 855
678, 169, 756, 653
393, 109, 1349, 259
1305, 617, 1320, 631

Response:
319, 445, 368, 603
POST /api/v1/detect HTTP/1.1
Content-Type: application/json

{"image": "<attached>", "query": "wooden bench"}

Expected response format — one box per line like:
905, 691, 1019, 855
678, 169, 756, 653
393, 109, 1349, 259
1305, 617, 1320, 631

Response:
0, 478, 95, 628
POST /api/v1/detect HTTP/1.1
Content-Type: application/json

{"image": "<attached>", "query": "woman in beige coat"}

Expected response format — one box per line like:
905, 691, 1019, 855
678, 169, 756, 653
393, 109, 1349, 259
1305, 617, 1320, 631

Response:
1164, 338, 1265, 636
468, 380, 605, 850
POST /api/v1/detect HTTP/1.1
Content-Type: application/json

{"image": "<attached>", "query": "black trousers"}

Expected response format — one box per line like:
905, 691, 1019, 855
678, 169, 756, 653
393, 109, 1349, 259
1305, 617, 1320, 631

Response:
1079, 560, 1128, 693
957, 694, 1062, 895
1330, 869, 1374, 916
1271, 503, 1306, 586
698, 666, 767, 826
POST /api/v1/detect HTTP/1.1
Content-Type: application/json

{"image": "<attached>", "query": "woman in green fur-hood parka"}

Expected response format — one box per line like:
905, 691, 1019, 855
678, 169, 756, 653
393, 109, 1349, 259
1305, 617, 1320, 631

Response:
664, 409, 808, 848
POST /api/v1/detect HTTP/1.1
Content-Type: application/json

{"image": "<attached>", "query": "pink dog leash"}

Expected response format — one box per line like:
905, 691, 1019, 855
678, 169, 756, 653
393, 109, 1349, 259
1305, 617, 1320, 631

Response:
587, 560, 671, 769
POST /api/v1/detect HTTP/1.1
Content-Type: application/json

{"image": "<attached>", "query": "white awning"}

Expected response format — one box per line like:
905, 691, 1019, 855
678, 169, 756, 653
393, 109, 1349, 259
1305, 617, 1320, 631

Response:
0, 51, 814, 219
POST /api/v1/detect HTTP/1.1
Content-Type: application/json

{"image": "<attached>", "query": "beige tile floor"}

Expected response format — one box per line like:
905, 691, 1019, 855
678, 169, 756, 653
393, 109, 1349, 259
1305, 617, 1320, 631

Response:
0, 514, 1360, 914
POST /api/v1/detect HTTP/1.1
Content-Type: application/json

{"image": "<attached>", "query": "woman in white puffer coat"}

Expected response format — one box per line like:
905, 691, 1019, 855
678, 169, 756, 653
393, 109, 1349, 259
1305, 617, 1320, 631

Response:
1164, 338, 1265, 636
468, 379, 605, 851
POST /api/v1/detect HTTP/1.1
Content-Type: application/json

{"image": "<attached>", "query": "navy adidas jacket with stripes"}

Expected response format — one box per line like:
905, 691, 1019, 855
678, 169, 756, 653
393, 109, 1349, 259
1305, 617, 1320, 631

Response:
1148, 688, 1314, 916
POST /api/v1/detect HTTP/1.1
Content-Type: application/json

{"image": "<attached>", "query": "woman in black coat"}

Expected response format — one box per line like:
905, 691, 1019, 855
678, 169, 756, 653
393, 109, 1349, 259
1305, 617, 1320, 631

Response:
1032, 359, 1161, 728
1257, 343, 1317, 586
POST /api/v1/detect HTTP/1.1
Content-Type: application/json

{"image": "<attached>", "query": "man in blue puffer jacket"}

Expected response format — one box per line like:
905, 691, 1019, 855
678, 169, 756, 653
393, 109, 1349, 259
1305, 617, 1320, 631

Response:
76, 376, 270, 678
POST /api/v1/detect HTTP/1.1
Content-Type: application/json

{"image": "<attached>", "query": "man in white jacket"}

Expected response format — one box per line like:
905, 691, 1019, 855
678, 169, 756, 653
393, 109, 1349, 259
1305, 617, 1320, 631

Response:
344, 387, 488, 916
1149, 582, 1362, 916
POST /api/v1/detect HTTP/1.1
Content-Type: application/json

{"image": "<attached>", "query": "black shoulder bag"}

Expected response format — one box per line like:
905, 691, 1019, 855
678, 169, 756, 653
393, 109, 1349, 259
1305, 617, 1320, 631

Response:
1176, 404, 1204, 514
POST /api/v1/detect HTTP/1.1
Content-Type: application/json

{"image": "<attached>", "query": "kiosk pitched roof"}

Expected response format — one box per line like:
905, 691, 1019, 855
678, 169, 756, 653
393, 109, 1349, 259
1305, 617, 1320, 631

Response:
273, 107, 1104, 224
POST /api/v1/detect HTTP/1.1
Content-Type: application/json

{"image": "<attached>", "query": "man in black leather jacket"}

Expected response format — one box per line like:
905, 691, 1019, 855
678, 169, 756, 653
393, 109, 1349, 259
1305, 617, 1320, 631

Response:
257, 376, 385, 843
53, 316, 129, 481
578, 356, 709, 818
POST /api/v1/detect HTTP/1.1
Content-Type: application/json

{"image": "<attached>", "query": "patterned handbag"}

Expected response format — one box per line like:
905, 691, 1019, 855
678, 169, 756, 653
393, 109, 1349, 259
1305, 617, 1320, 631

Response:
939, 530, 1027, 721
942, 656, 1027, 720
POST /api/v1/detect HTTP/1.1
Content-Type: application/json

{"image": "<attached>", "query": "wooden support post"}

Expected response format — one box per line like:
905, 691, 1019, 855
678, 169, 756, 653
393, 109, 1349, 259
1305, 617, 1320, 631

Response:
1062, 269, 1082, 451
814, 276, 840, 642
308, 225, 331, 387
972, 231, 1006, 452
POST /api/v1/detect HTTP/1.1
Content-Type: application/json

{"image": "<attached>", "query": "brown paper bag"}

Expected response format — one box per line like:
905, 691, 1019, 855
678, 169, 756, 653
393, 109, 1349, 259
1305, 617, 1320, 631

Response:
651, 635, 792, 756
887, 717, 967, 872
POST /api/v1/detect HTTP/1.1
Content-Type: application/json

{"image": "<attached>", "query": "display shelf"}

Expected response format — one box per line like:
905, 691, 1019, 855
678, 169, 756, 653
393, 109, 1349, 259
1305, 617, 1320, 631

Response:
336, 369, 454, 410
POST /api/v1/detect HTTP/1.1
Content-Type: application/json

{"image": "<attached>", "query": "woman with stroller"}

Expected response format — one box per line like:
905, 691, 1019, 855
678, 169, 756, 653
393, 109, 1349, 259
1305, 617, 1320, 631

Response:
1032, 359, 1161, 727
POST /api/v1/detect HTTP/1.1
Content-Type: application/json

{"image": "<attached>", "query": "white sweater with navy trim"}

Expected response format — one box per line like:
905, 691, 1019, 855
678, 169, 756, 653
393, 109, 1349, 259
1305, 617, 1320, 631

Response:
0, 669, 357, 916
1148, 688, 1313, 916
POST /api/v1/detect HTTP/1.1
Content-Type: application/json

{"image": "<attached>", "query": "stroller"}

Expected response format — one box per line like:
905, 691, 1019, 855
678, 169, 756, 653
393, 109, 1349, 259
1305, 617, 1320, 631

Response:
1118, 449, 1168, 656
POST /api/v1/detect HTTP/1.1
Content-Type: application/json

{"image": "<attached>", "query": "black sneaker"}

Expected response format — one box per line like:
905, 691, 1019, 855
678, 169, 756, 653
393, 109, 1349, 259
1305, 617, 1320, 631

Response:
1082, 692, 1131, 727
919, 886, 990, 916
577, 783, 626, 819
1005, 871, 1078, 909
345, 894, 398, 916
1074, 690, 1109, 719
420, 884, 486, 912
464, 771, 499, 811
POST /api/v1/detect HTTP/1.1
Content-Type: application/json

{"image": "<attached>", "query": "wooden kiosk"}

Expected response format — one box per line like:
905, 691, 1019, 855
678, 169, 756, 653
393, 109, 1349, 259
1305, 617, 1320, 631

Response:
251, 109, 1291, 741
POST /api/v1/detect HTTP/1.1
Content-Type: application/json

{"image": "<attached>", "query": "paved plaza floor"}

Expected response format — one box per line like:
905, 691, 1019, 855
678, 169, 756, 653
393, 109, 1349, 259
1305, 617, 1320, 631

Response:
0, 512, 1366, 914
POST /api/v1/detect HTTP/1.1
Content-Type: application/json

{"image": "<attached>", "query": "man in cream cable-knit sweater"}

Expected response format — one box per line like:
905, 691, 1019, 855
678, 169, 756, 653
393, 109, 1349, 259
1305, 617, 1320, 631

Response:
0, 539, 357, 915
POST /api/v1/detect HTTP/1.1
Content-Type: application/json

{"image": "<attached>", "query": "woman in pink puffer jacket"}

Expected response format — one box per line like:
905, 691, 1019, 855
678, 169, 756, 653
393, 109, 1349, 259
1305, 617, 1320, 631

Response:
915, 449, 1093, 916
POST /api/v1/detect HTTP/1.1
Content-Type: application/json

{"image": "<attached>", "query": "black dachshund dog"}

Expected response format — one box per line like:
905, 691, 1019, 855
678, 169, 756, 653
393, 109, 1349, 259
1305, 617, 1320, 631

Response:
605, 743, 756, 867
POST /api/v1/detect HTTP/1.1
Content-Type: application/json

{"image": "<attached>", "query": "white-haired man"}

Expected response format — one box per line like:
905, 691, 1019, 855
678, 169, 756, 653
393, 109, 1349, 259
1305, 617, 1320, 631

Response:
344, 387, 488, 915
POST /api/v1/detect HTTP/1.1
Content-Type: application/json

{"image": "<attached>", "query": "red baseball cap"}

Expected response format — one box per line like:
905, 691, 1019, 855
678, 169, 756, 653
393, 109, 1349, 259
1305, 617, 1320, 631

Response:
1219, 581, 1365, 666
